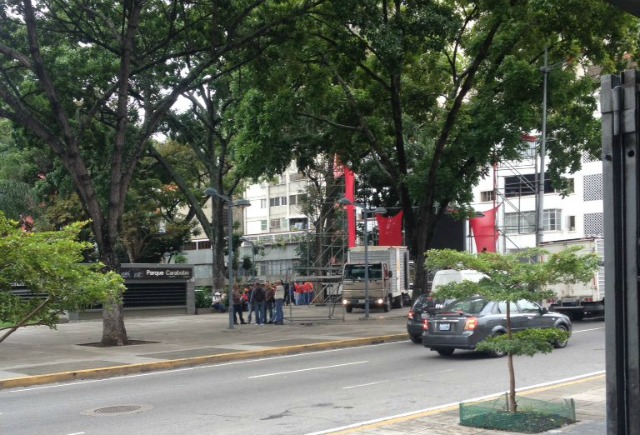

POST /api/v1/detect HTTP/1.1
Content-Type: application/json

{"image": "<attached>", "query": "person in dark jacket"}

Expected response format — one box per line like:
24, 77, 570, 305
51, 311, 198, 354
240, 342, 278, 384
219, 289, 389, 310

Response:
232, 285, 245, 325
250, 282, 266, 325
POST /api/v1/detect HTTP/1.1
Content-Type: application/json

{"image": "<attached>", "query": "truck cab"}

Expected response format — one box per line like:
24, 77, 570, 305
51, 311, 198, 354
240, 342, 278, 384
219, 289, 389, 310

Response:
341, 262, 393, 312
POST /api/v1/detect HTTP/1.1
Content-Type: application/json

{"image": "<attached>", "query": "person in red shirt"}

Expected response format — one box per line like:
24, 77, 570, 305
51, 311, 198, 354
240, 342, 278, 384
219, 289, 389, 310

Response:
303, 281, 314, 305
294, 282, 303, 305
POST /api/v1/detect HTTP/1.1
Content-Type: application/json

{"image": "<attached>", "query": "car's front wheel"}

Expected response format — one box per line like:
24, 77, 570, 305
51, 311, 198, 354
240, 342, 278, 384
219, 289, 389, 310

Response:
553, 324, 570, 349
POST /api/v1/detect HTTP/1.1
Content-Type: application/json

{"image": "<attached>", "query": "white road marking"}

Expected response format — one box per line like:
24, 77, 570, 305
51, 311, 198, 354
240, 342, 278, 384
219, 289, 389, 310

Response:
342, 380, 388, 390
248, 361, 368, 379
8, 345, 401, 393
573, 327, 604, 333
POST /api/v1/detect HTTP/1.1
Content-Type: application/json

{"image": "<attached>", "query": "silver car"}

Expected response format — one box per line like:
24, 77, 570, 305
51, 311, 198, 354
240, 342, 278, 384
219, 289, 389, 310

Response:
422, 297, 572, 357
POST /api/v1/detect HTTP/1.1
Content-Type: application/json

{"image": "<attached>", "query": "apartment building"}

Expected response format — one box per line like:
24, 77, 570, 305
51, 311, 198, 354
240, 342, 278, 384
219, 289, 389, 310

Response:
469, 143, 603, 253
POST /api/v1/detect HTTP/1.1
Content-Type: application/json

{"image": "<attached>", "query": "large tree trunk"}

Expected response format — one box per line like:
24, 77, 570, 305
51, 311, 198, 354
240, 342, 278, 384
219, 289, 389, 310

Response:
100, 249, 128, 346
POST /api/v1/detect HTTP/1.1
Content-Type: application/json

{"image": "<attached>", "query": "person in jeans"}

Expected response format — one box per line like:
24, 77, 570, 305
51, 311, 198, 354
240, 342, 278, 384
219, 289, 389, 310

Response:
273, 280, 285, 325
250, 282, 266, 325
232, 285, 245, 325
245, 285, 254, 324
265, 283, 275, 323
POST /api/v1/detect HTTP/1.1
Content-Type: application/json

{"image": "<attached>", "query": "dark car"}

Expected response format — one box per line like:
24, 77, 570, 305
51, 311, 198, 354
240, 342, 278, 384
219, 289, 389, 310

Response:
422, 297, 572, 356
407, 293, 451, 343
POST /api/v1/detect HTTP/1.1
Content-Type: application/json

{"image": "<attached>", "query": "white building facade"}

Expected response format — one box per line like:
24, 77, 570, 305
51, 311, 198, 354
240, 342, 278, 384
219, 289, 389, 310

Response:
469, 147, 604, 254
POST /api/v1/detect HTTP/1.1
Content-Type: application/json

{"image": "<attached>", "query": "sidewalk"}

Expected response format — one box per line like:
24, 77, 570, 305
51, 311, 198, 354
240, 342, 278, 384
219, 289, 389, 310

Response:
0, 305, 606, 434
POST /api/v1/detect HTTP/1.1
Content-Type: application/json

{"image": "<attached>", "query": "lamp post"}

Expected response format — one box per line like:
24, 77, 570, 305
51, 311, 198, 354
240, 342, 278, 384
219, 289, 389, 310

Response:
536, 48, 564, 249
204, 187, 251, 330
240, 237, 256, 278
338, 198, 387, 319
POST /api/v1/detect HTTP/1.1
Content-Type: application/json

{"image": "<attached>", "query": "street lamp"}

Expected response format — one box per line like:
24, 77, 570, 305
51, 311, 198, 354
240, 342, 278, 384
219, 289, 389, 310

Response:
338, 198, 387, 319
536, 48, 564, 249
240, 237, 256, 278
204, 187, 251, 330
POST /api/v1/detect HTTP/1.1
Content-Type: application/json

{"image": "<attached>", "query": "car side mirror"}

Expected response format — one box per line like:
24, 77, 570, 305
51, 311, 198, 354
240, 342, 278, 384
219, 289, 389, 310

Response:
541, 307, 549, 314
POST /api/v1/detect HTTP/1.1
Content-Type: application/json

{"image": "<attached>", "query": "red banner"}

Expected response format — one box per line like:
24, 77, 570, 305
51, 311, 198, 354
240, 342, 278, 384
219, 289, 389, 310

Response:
376, 211, 403, 246
470, 206, 499, 253
345, 168, 356, 248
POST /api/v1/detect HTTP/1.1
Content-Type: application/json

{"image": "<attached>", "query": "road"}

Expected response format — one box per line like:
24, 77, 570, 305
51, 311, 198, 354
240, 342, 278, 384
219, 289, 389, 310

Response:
0, 321, 604, 435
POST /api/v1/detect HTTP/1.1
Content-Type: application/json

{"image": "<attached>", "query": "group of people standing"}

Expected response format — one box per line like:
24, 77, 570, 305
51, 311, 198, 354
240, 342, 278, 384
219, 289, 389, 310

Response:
229, 279, 316, 325
231, 280, 285, 325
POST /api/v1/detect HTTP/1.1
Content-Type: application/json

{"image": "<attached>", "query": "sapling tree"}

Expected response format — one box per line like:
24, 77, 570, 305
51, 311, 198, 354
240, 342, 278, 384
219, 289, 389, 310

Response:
0, 214, 125, 344
426, 247, 598, 413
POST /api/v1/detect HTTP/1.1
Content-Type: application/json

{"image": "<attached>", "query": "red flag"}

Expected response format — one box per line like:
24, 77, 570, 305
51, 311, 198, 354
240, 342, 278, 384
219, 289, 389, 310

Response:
345, 168, 356, 248
376, 211, 404, 246
470, 206, 500, 253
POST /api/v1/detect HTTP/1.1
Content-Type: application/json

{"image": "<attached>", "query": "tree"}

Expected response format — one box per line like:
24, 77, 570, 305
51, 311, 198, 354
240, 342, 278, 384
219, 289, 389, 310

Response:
0, 0, 323, 345
425, 247, 599, 413
0, 214, 124, 344
230, 0, 638, 293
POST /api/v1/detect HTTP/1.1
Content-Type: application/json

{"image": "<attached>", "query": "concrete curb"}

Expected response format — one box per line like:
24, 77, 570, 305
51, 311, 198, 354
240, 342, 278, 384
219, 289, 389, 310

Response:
0, 333, 407, 390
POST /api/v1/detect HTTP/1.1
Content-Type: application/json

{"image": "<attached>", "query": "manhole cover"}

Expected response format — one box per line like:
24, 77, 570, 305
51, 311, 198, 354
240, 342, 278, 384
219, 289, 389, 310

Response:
82, 404, 153, 417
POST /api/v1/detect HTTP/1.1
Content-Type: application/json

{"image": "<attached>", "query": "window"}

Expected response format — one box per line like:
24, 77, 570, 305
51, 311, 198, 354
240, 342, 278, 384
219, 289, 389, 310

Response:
270, 218, 281, 230
543, 209, 561, 231
566, 178, 575, 194
270, 176, 282, 186
289, 194, 297, 205
567, 215, 576, 232
504, 211, 536, 234
260, 220, 267, 231
289, 218, 308, 230
504, 210, 561, 233
289, 172, 305, 182
504, 173, 553, 198
480, 191, 495, 202
497, 301, 519, 314
516, 300, 540, 313
269, 196, 287, 207
260, 199, 267, 209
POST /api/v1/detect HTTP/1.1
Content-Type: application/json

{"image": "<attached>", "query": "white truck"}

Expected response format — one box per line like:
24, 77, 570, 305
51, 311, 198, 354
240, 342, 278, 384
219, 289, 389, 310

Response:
542, 237, 605, 320
341, 246, 412, 313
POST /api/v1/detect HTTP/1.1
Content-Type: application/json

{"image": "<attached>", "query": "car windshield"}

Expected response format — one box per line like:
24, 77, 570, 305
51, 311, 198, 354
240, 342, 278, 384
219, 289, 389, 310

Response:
344, 264, 383, 280
443, 298, 488, 315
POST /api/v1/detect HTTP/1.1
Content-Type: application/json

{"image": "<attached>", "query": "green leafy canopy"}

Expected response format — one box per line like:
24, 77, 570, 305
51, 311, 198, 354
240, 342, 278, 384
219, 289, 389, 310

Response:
0, 214, 125, 342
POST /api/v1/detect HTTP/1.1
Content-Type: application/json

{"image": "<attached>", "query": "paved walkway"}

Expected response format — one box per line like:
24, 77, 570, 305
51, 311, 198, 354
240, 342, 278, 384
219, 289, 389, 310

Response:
0, 305, 606, 434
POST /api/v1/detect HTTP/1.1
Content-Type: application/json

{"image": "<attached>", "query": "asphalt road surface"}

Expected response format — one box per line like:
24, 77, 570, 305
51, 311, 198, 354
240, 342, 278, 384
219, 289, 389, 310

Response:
1, 321, 604, 435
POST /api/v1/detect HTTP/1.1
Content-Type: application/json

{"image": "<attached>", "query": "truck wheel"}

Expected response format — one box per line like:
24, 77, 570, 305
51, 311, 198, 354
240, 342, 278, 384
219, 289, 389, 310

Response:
383, 296, 391, 312
345, 306, 353, 313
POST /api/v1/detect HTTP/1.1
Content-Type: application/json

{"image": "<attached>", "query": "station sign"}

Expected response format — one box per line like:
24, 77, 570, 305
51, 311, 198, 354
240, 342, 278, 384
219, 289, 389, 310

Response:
120, 267, 192, 280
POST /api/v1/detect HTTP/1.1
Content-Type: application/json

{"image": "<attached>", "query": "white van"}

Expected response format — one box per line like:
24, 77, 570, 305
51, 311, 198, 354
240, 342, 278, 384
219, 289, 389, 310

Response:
430, 269, 488, 308
431, 269, 487, 291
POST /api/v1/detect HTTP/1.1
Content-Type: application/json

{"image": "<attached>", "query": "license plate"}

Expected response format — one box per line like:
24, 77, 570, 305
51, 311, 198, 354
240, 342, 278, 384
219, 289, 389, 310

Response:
439, 323, 451, 331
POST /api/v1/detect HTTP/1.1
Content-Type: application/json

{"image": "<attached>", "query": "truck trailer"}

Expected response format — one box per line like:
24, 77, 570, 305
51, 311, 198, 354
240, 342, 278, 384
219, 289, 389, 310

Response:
341, 246, 412, 313
542, 237, 605, 320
